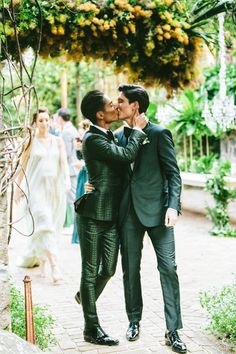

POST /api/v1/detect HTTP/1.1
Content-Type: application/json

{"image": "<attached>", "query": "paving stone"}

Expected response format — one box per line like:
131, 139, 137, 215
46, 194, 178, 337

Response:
9, 212, 235, 354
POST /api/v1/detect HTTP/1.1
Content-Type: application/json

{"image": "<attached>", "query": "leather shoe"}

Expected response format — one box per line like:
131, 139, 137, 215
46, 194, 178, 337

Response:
126, 322, 140, 341
84, 325, 119, 346
75, 291, 81, 304
165, 330, 187, 353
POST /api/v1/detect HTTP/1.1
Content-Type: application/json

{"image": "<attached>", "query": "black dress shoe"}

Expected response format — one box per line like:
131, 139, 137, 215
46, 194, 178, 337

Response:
75, 291, 81, 304
126, 322, 140, 341
84, 325, 119, 346
165, 330, 187, 353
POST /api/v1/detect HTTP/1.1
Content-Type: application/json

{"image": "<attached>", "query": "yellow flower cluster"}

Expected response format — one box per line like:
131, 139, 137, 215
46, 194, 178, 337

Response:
5, 0, 208, 92
78, 3, 100, 14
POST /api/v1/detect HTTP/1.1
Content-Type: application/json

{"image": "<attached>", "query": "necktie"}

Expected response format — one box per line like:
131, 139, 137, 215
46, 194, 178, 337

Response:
107, 130, 114, 141
124, 127, 132, 139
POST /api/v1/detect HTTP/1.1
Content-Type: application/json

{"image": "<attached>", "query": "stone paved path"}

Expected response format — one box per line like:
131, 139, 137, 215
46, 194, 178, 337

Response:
9, 212, 236, 354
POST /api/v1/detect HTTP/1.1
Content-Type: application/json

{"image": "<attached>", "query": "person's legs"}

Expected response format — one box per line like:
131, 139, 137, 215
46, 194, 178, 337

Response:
77, 215, 119, 346
77, 215, 101, 330
147, 225, 183, 331
95, 222, 119, 299
120, 204, 145, 322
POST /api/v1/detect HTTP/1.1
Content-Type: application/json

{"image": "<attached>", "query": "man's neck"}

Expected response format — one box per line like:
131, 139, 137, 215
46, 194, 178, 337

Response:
125, 118, 132, 127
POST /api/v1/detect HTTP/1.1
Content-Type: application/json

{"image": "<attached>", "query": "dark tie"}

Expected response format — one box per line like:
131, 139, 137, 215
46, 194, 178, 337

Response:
107, 130, 114, 141
124, 127, 132, 139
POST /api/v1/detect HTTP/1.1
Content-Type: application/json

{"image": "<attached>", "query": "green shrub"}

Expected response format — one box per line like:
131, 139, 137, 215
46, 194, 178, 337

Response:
200, 283, 236, 348
10, 287, 57, 350
205, 161, 236, 237
191, 153, 218, 174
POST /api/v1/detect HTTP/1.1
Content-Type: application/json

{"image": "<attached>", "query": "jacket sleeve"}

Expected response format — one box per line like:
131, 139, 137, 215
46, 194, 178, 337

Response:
157, 129, 182, 212
85, 130, 146, 163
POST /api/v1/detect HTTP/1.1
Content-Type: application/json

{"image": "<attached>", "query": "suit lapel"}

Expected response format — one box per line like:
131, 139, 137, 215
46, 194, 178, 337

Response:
133, 122, 153, 173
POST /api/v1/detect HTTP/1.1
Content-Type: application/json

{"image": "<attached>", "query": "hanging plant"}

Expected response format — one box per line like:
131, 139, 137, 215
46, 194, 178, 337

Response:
1, 0, 235, 93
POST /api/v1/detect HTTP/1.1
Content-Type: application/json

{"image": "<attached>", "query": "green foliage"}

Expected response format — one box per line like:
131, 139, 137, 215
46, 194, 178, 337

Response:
2, 58, 98, 125
191, 153, 218, 173
168, 89, 211, 138
146, 102, 157, 123
205, 161, 236, 237
200, 282, 236, 346
10, 287, 56, 350
1, 0, 235, 91
204, 63, 236, 101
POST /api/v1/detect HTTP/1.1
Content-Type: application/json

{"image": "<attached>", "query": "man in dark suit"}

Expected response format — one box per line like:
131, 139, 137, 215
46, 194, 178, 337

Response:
116, 84, 187, 353
75, 90, 147, 346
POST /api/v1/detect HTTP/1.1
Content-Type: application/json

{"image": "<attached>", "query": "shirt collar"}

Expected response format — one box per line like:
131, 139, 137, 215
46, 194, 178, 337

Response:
92, 124, 108, 134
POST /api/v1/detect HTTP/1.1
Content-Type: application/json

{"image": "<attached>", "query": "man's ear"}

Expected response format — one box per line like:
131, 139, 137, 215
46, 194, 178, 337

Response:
96, 111, 104, 121
132, 101, 140, 112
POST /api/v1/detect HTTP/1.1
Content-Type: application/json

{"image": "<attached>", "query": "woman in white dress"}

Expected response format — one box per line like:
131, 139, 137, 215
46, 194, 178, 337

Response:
14, 108, 70, 283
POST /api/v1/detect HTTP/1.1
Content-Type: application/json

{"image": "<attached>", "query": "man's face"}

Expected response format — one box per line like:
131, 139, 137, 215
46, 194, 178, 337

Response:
101, 95, 118, 123
117, 92, 136, 121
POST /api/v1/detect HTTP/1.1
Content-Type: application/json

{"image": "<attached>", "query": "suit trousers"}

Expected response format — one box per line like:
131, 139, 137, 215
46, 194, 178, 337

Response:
120, 203, 183, 331
77, 214, 119, 330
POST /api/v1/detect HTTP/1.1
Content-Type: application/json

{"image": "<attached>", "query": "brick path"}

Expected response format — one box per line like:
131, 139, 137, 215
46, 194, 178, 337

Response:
9, 212, 236, 354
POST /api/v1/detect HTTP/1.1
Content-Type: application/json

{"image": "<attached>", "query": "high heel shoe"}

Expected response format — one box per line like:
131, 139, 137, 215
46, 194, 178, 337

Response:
51, 265, 63, 284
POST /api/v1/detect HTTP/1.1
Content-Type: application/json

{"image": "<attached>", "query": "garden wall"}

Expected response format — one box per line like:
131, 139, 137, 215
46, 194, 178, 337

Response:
181, 172, 236, 224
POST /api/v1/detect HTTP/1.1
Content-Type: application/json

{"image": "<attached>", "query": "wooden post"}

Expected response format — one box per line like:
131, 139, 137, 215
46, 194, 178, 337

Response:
75, 62, 81, 123
200, 137, 203, 157
189, 135, 193, 162
206, 135, 209, 156
183, 135, 188, 171
60, 67, 68, 108
23, 276, 35, 344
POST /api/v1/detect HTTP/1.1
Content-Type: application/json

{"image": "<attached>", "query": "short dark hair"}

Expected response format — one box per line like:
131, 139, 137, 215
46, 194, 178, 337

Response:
118, 84, 149, 113
58, 108, 71, 121
81, 90, 106, 124
32, 107, 49, 125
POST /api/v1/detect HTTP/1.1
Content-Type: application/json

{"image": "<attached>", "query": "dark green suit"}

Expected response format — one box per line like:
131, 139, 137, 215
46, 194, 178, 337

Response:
75, 125, 145, 331
116, 122, 183, 332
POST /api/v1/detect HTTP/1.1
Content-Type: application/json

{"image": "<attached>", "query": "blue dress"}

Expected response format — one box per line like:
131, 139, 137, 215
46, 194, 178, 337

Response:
71, 166, 88, 244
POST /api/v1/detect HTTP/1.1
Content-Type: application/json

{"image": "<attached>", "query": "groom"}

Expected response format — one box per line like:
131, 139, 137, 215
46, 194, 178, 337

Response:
75, 90, 147, 346
116, 84, 187, 353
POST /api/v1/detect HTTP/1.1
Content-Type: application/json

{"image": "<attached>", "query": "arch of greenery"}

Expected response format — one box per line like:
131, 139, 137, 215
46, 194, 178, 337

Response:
1, 0, 234, 94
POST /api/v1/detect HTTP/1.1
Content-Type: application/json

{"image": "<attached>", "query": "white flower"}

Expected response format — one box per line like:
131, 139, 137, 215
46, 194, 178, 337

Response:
143, 137, 150, 145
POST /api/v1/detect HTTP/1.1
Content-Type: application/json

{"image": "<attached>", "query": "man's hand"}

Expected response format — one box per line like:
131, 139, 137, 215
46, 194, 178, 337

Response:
84, 181, 95, 193
133, 113, 148, 130
165, 208, 178, 227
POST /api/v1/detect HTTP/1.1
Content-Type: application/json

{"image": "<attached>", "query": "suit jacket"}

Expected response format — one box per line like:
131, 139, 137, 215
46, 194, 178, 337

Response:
75, 125, 146, 221
116, 122, 182, 227
61, 122, 78, 177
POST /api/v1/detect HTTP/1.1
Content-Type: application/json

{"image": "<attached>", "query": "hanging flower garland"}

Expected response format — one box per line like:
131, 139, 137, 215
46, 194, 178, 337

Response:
1, 0, 232, 93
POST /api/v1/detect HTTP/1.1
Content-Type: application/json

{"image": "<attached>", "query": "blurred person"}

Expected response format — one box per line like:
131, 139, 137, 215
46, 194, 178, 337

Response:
57, 108, 78, 227
71, 119, 90, 244
74, 90, 147, 346
49, 114, 60, 136
14, 108, 70, 283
